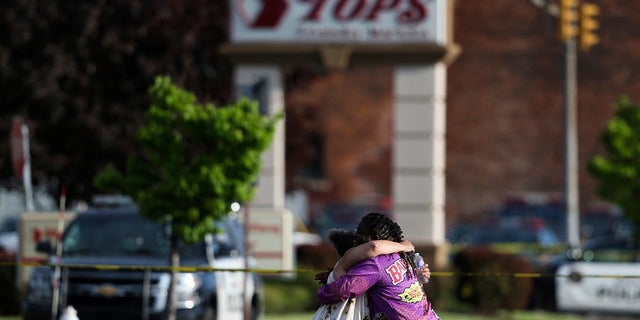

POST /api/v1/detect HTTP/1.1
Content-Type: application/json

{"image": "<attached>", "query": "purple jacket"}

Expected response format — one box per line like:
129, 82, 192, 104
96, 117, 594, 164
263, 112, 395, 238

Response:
317, 253, 429, 320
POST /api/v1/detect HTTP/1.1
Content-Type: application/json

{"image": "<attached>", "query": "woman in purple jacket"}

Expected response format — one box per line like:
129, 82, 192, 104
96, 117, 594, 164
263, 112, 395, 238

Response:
317, 212, 440, 320
313, 228, 417, 320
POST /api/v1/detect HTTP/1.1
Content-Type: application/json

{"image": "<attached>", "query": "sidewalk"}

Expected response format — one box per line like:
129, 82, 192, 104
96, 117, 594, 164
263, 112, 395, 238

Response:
582, 315, 639, 320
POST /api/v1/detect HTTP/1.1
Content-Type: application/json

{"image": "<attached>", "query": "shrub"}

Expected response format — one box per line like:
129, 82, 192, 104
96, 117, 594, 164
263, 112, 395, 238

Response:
452, 247, 534, 314
424, 267, 455, 311
262, 243, 338, 314
295, 243, 339, 271
263, 271, 320, 314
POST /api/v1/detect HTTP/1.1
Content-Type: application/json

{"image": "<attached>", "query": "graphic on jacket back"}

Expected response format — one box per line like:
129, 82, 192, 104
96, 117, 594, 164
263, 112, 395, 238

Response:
384, 258, 408, 285
398, 282, 424, 303
385, 258, 424, 303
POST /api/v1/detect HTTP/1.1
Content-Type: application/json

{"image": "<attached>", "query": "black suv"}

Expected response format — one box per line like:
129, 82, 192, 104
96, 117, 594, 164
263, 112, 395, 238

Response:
22, 203, 263, 320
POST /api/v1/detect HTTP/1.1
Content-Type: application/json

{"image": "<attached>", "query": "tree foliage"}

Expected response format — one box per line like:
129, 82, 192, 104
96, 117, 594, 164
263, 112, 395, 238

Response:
95, 76, 281, 320
0, 0, 231, 204
588, 96, 640, 238
95, 76, 281, 242
0, 1, 319, 209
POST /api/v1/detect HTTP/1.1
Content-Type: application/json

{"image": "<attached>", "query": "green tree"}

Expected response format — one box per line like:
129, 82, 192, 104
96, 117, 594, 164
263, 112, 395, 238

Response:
1, 0, 313, 208
94, 76, 282, 320
0, 0, 231, 205
588, 95, 640, 239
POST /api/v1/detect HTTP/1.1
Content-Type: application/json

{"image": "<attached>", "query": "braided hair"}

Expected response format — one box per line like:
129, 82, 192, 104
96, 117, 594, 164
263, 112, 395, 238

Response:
356, 212, 422, 283
328, 229, 357, 257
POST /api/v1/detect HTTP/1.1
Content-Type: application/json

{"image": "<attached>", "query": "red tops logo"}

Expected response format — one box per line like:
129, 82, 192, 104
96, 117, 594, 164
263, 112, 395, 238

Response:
237, 0, 428, 28
238, 0, 289, 28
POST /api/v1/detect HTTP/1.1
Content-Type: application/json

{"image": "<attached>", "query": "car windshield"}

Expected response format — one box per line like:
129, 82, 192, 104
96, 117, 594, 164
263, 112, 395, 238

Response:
499, 204, 566, 241
0, 215, 17, 233
471, 228, 538, 244
60, 214, 234, 260
578, 237, 640, 262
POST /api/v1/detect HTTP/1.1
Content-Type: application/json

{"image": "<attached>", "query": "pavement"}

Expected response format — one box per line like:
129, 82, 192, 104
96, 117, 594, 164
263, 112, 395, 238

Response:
581, 314, 639, 320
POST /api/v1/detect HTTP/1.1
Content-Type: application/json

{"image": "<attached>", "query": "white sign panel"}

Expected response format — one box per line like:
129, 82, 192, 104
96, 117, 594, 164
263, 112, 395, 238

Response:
231, 0, 447, 44
556, 262, 640, 314
212, 257, 258, 320
239, 208, 294, 276
18, 212, 76, 285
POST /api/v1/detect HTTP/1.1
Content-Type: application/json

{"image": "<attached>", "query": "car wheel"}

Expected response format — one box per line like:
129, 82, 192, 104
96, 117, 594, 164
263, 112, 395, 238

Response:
202, 304, 216, 320
250, 296, 261, 320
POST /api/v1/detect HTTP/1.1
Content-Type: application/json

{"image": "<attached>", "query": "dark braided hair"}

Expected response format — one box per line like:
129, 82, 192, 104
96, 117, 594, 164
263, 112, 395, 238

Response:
328, 229, 357, 257
356, 212, 423, 283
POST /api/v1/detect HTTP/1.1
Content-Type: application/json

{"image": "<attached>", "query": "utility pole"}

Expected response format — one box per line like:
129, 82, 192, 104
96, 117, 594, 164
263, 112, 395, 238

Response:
564, 35, 579, 249
559, 0, 580, 249
558, 0, 599, 249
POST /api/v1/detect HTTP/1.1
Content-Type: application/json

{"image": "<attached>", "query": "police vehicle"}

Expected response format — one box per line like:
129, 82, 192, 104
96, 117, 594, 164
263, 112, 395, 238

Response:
22, 198, 263, 320
555, 236, 640, 315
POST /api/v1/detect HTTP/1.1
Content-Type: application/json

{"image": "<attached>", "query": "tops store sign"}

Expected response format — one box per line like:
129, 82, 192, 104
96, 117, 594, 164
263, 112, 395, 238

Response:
231, 0, 447, 44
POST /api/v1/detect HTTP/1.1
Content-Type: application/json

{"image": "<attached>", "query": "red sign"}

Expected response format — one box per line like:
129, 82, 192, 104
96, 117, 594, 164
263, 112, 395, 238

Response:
238, 0, 289, 28
299, 0, 427, 23
231, 0, 445, 44
10, 116, 24, 179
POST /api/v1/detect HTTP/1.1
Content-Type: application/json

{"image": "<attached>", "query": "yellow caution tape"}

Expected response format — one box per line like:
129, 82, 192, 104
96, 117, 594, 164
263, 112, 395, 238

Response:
1, 261, 639, 279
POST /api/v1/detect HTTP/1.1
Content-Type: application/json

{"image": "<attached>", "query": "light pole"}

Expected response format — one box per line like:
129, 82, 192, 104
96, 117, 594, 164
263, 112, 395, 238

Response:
231, 201, 252, 320
559, 0, 580, 248
563, 36, 580, 249
558, 0, 600, 249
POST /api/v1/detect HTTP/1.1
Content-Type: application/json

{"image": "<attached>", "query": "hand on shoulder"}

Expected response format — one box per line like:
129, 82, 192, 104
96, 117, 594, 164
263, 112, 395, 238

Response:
400, 240, 415, 252
315, 267, 333, 285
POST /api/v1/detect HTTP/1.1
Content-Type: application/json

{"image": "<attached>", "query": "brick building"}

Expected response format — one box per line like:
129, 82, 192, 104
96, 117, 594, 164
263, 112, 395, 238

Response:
283, 0, 640, 228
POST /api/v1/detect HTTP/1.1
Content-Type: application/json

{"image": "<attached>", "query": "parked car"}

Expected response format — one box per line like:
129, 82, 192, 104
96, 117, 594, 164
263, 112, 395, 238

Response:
470, 221, 559, 246
495, 194, 567, 242
580, 205, 634, 241
23, 201, 263, 320
445, 223, 478, 245
448, 217, 563, 262
0, 214, 18, 255
497, 195, 634, 244
530, 236, 640, 313
555, 236, 640, 315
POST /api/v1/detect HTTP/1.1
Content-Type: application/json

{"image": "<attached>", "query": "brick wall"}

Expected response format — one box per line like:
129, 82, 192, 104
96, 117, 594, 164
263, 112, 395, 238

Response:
285, 0, 640, 226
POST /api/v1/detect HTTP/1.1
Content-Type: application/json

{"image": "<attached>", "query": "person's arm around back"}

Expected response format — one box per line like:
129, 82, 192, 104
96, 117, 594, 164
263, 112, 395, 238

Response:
333, 239, 414, 279
317, 258, 381, 304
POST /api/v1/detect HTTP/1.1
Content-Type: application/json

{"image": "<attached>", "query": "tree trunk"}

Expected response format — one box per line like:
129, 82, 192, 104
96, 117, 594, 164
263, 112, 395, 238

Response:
165, 234, 179, 320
